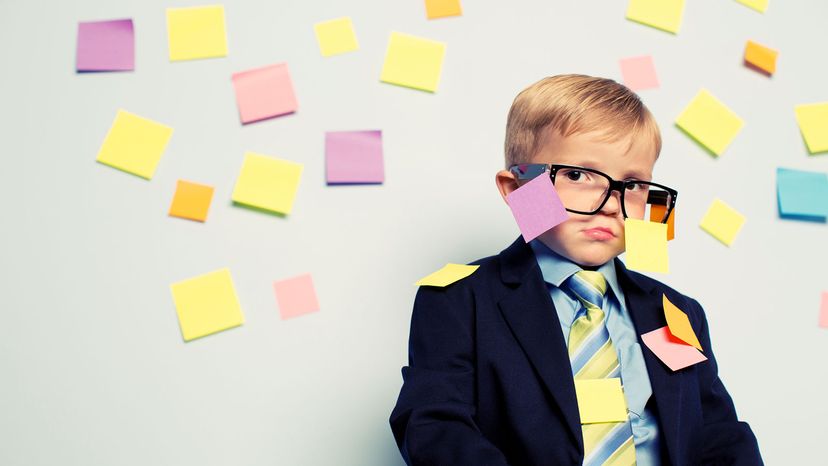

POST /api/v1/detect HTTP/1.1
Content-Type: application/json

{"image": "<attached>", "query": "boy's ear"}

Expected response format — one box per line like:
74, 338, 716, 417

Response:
495, 169, 519, 204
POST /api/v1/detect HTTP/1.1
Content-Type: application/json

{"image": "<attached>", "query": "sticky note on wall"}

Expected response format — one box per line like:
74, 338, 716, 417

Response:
794, 103, 828, 154
735, 0, 768, 13
619, 55, 659, 91
76, 19, 134, 71
676, 89, 744, 157
626, 0, 685, 34
425, 0, 463, 19
776, 168, 828, 219
325, 130, 384, 184
274, 274, 320, 320
96, 110, 173, 180
314, 17, 359, 57
169, 180, 215, 222
166, 5, 228, 61
170, 268, 244, 342
380, 32, 446, 92
232, 63, 298, 124
699, 199, 745, 246
231, 152, 303, 215
744, 40, 778, 75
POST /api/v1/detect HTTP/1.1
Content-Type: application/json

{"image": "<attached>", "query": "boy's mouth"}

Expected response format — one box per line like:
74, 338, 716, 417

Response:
582, 227, 615, 240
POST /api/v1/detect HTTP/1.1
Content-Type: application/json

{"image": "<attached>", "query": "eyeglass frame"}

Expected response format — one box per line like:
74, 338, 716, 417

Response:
508, 163, 678, 224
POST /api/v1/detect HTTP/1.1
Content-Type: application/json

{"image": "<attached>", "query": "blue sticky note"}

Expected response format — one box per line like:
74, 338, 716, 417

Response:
777, 167, 828, 220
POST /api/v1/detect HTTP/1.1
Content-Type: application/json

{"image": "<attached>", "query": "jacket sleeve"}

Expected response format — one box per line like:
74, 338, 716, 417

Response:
389, 283, 511, 466
691, 298, 763, 466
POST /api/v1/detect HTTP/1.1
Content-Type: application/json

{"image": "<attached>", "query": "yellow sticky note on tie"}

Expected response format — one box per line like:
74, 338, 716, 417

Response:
170, 268, 245, 342
744, 40, 778, 75
314, 17, 359, 57
574, 378, 628, 424
96, 110, 173, 180
380, 32, 446, 93
425, 0, 463, 19
624, 219, 669, 274
663, 294, 703, 350
416, 264, 479, 287
735, 0, 768, 13
676, 89, 744, 157
699, 198, 745, 246
166, 5, 228, 61
794, 103, 828, 154
626, 0, 685, 34
232, 152, 303, 215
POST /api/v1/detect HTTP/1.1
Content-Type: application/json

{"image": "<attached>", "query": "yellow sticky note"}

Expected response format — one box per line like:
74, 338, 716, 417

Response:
736, 0, 768, 13
232, 152, 303, 215
676, 89, 744, 157
380, 32, 446, 93
624, 219, 669, 274
744, 40, 777, 75
663, 294, 703, 350
314, 17, 359, 57
699, 199, 745, 246
169, 180, 214, 222
425, 0, 463, 19
166, 5, 228, 61
794, 103, 828, 154
626, 0, 685, 34
416, 263, 479, 287
574, 378, 628, 424
96, 110, 173, 180
170, 268, 244, 342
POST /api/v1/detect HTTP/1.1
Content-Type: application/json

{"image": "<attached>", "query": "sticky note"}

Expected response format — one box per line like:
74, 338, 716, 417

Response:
619, 55, 659, 91
819, 292, 828, 329
76, 19, 134, 71
232, 152, 303, 215
574, 378, 628, 424
624, 219, 669, 274
326, 130, 384, 184
96, 110, 173, 179
170, 268, 244, 342
736, 0, 768, 13
232, 63, 298, 124
699, 199, 745, 246
416, 264, 479, 287
676, 89, 744, 157
794, 103, 828, 154
663, 295, 702, 350
506, 175, 569, 242
641, 326, 707, 371
626, 0, 685, 34
744, 40, 778, 75
274, 274, 320, 320
425, 0, 463, 19
314, 17, 358, 57
166, 5, 228, 61
649, 205, 675, 240
776, 168, 828, 219
169, 180, 214, 222
380, 32, 446, 93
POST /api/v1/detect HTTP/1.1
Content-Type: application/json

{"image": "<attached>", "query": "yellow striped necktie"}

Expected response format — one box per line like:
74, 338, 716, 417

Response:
564, 271, 636, 466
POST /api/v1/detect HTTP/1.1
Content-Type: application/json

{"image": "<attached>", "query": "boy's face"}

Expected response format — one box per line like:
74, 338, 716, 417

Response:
496, 129, 658, 269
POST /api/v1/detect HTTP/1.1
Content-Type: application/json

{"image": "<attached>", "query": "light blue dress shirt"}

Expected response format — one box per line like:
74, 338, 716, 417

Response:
529, 240, 662, 466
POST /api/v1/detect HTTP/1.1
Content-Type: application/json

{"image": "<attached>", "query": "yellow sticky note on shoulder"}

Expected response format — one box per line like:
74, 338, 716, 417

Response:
314, 17, 359, 57
795, 103, 828, 154
380, 32, 446, 93
170, 268, 245, 342
574, 378, 628, 424
624, 219, 669, 274
676, 89, 744, 157
736, 0, 768, 13
416, 264, 478, 287
232, 152, 303, 215
699, 198, 745, 246
626, 0, 685, 34
663, 294, 702, 350
167, 5, 228, 61
96, 110, 173, 179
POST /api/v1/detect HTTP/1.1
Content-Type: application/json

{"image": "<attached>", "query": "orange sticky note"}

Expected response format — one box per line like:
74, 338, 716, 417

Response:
649, 204, 675, 240
169, 180, 214, 222
425, 0, 462, 19
744, 40, 777, 75
274, 274, 320, 320
663, 294, 702, 350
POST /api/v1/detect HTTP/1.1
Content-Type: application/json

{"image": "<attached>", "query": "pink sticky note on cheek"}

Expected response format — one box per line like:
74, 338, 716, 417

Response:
506, 175, 569, 242
273, 274, 320, 320
819, 292, 828, 328
641, 326, 707, 371
232, 63, 298, 124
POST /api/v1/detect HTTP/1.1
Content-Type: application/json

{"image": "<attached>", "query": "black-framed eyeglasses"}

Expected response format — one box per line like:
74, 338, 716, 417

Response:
508, 163, 678, 224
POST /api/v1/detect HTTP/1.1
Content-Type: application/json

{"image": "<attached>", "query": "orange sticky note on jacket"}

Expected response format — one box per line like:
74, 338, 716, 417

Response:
663, 294, 703, 351
744, 40, 778, 75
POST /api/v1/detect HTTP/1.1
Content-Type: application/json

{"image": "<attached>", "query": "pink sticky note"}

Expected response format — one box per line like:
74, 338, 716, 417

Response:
506, 174, 569, 242
232, 63, 298, 124
619, 55, 659, 91
273, 274, 320, 320
641, 326, 707, 371
819, 292, 828, 328
326, 130, 384, 184
76, 19, 135, 71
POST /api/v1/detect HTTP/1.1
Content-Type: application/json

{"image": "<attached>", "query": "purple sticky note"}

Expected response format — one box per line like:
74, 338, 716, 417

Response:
641, 326, 707, 371
76, 19, 135, 72
325, 130, 384, 184
506, 174, 568, 242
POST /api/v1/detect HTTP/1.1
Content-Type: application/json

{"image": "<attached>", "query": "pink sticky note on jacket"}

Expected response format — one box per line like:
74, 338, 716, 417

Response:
506, 175, 568, 242
641, 326, 707, 371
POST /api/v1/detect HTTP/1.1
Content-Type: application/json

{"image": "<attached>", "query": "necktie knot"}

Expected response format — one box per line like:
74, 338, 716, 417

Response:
562, 270, 608, 315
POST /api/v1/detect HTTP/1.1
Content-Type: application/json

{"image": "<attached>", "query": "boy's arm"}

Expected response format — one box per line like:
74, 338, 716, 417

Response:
389, 284, 511, 466
691, 298, 763, 465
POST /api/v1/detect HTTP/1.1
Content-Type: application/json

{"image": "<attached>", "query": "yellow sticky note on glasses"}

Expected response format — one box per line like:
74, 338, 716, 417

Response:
166, 5, 228, 61
416, 263, 479, 287
96, 110, 173, 180
676, 89, 744, 157
794, 102, 828, 154
380, 32, 446, 93
170, 268, 245, 342
699, 199, 745, 246
624, 218, 669, 274
574, 378, 629, 424
735, 0, 768, 13
314, 17, 359, 57
650, 205, 676, 241
626, 0, 685, 34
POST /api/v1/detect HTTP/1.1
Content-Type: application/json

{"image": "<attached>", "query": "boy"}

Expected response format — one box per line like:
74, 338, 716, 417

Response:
389, 75, 762, 465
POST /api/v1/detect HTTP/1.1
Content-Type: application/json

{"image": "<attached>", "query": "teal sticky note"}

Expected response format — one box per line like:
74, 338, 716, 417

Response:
777, 167, 828, 219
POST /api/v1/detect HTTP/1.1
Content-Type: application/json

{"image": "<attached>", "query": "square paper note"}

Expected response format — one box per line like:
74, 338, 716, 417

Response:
736, 0, 768, 13
506, 174, 568, 242
170, 268, 244, 341
169, 180, 215, 222
619, 55, 659, 91
232, 152, 303, 215
794, 102, 828, 154
232, 63, 298, 124
624, 218, 669, 274
380, 32, 446, 93
425, 0, 463, 19
744, 40, 777, 75
699, 198, 745, 246
626, 0, 685, 34
776, 168, 828, 219
641, 326, 707, 371
326, 130, 384, 184
676, 89, 744, 157
274, 274, 320, 319
166, 5, 228, 61
76, 19, 134, 71
96, 110, 173, 179
314, 17, 359, 57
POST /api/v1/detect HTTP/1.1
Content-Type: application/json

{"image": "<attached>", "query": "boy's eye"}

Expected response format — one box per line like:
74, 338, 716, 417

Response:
564, 170, 586, 182
625, 182, 648, 191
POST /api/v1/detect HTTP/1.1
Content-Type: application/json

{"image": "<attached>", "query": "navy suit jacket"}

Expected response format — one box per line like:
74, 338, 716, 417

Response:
390, 237, 762, 465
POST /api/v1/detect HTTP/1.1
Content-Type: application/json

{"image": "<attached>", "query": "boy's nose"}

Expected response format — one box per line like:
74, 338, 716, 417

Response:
601, 190, 622, 215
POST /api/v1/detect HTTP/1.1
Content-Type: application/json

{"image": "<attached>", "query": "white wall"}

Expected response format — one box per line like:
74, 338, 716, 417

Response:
1, 0, 826, 464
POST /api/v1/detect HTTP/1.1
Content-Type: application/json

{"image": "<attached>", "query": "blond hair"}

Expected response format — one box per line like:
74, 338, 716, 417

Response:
504, 74, 661, 168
